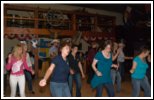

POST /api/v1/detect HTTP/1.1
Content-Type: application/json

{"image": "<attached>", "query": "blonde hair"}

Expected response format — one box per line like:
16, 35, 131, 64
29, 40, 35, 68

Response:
12, 44, 23, 59
113, 42, 118, 50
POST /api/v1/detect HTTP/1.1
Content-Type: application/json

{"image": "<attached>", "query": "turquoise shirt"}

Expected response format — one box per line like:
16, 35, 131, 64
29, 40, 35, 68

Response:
131, 56, 148, 79
91, 51, 112, 89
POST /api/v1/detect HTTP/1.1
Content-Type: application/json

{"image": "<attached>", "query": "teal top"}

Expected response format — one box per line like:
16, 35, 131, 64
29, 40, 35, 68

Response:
91, 51, 112, 89
131, 56, 148, 79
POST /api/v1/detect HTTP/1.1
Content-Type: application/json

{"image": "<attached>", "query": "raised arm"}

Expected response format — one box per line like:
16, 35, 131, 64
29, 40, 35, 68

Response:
6, 54, 13, 70
112, 48, 120, 61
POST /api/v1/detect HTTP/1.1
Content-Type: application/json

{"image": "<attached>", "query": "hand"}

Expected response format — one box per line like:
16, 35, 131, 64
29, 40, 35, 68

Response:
117, 48, 121, 54
31, 69, 35, 75
112, 64, 119, 70
8, 54, 12, 63
70, 69, 75, 75
39, 79, 46, 87
130, 69, 134, 74
8, 54, 12, 58
95, 70, 102, 77
129, 57, 133, 60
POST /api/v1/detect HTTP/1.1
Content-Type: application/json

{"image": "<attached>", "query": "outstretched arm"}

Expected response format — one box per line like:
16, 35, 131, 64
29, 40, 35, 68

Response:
39, 63, 55, 87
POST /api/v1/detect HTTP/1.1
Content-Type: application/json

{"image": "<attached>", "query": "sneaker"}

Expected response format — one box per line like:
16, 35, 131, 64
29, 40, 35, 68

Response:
31, 91, 35, 94
17, 92, 20, 96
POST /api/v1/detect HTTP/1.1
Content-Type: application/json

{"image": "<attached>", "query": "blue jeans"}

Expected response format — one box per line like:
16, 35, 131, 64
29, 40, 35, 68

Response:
118, 62, 125, 81
96, 83, 115, 97
68, 73, 82, 97
111, 69, 121, 92
132, 76, 151, 97
24, 70, 33, 91
50, 82, 71, 97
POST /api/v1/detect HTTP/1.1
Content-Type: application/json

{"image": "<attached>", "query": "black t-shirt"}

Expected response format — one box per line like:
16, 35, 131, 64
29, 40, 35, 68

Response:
146, 59, 151, 79
68, 53, 80, 74
111, 52, 118, 70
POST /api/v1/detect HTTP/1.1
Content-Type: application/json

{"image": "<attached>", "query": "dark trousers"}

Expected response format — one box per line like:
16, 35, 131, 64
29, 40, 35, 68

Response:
4, 74, 7, 94
87, 65, 94, 84
96, 83, 115, 97
24, 70, 33, 91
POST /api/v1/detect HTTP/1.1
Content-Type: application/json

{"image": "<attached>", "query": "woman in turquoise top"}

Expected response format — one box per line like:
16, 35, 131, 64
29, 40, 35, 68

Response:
91, 40, 118, 97
130, 45, 151, 97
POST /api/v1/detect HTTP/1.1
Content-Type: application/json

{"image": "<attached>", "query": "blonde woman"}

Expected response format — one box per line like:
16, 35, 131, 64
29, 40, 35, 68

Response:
110, 42, 121, 93
6, 44, 34, 97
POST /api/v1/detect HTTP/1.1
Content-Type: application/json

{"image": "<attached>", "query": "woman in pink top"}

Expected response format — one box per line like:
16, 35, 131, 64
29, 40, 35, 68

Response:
6, 44, 34, 97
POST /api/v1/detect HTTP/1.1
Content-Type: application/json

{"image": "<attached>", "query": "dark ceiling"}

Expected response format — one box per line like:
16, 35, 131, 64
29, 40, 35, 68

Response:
67, 4, 147, 13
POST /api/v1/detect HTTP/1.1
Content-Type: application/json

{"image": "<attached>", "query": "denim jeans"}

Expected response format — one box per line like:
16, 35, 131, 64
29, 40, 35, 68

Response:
4, 74, 7, 94
50, 82, 71, 97
24, 70, 33, 91
132, 76, 151, 97
68, 73, 82, 97
118, 62, 125, 81
111, 69, 121, 92
96, 83, 115, 97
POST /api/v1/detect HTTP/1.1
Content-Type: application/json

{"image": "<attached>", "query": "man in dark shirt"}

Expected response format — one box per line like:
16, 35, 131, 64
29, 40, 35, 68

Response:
68, 45, 85, 97
86, 42, 98, 84
146, 54, 151, 85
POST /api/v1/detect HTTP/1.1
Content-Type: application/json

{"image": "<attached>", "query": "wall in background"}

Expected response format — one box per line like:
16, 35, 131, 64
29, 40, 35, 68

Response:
9, 4, 124, 25
4, 38, 19, 59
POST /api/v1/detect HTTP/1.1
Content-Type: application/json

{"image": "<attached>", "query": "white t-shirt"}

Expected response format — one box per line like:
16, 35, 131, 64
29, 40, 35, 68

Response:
80, 39, 90, 54
26, 53, 32, 67
117, 49, 125, 62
